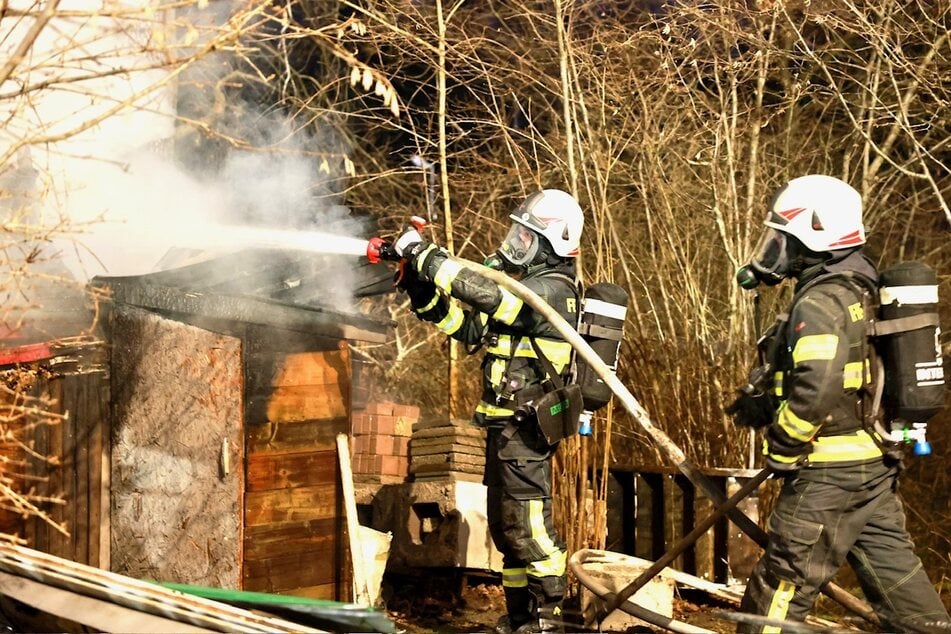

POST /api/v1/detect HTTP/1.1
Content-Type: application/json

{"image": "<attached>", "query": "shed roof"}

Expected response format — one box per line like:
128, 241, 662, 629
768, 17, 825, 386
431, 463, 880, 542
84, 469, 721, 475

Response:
92, 249, 395, 343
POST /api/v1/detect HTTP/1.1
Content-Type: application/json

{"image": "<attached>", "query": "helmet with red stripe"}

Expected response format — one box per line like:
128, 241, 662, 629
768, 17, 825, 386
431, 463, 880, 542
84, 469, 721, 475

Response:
747, 175, 865, 285
765, 174, 865, 252
498, 189, 583, 270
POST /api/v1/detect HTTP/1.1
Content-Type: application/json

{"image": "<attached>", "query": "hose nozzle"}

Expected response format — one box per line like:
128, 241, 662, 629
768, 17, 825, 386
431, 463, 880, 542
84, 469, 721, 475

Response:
366, 237, 398, 263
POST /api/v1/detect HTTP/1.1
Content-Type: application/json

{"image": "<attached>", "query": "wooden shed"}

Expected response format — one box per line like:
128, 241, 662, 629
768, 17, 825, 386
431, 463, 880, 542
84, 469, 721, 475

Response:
0, 270, 110, 570
93, 248, 393, 600
0, 338, 111, 569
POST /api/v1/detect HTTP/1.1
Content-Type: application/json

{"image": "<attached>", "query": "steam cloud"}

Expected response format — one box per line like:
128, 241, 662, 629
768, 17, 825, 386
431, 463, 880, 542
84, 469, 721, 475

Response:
2, 3, 378, 332
58, 107, 362, 281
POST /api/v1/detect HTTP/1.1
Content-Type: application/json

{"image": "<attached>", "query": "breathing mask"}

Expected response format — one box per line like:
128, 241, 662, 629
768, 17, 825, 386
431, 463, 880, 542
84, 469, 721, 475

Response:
497, 222, 540, 271
746, 227, 793, 287
738, 227, 831, 290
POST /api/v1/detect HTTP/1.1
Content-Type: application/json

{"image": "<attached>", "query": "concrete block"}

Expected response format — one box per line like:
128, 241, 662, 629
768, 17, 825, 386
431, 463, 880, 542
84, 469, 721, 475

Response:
369, 479, 501, 573
579, 559, 675, 632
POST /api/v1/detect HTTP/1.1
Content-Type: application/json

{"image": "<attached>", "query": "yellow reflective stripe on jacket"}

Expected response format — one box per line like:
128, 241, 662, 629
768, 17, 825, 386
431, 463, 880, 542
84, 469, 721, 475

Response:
488, 357, 506, 387
436, 303, 464, 335
413, 244, 437, 274
476, 400, 515, 417
533, 338, 572, 372
762, 437, 801, 464
492, 288, 523, 324
764, 579, 796, 633
843, 361, 864, 390
776, 402, 818, 442
808, 430, 884, 463
486, 334, 515, 357
415, 292, 440, 314
433, 258, 464, 292
502, 567, 528, 588
485, 336, 573, 370
486, 335, 538, 358
772, 371, 783, 397
792, 334, 838, 363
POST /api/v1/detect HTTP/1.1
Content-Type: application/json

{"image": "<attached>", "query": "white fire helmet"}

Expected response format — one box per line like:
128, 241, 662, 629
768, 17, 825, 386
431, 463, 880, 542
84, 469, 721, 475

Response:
748, 175, 865, 283
764, 174, 865, 253
498, 189, 583, 268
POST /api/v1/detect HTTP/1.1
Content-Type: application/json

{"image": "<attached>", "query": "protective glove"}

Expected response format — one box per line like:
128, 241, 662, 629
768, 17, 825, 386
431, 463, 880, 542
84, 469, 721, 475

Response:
397, 265, 435, 305
392, 227, 427, 259
725, 390, 775, 429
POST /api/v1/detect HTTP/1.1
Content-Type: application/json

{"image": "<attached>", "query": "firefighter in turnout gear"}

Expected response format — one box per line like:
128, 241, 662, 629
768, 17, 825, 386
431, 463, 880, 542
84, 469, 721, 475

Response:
729, 175, 950, 632
392, 189, 582, 634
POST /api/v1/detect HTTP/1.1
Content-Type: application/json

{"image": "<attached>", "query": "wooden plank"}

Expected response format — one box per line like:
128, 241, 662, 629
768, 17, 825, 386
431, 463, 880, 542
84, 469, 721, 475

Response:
96, 374, 111, 571
0, 570, 211, 634
243, 548, 344, 593
85, 373, 102, 569
246, 419, 348, 456
74, 374, 91, 566
337, 434, 369, 605
674, 474, 694, 575
275, 582, 346, 602
693, 483, 716, 581
243, 518, 339, 560
56, 375, 74, 562
245, 326, 341, 356
46, 378, 64, 557
251, 385, 348, 423
245, 484, 340, 526
245, 450, 338, 492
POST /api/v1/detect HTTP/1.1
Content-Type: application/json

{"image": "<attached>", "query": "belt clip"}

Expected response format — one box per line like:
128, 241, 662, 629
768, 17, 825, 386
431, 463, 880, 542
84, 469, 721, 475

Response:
496, 375, 520, 406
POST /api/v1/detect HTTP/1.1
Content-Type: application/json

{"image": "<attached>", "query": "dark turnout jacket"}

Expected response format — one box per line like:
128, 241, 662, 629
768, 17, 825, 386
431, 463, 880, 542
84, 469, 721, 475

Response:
404, 243, 579, 427
764, 250, 887, 469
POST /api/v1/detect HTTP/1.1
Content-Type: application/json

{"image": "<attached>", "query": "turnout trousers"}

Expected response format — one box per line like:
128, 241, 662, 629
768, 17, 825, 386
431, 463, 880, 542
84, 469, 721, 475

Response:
739, 465, 949, 633
485, 423, 567, 629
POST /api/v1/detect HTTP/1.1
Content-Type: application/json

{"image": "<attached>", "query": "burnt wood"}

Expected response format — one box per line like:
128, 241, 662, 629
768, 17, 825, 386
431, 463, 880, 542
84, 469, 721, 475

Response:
92, 250, 394, 343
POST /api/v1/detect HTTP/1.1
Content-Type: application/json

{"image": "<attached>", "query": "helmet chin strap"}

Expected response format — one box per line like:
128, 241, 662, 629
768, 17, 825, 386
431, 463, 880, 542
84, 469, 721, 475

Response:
789, 243, 835, 279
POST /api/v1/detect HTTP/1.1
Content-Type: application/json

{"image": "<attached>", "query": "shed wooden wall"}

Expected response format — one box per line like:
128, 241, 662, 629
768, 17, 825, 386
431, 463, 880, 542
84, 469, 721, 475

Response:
0, 344, 110, 568
243, 327, 351, 600
110, 306, 244, 587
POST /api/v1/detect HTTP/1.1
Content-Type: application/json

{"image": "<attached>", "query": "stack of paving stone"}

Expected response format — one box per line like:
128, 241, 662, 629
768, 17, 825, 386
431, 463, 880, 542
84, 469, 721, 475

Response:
409, 418, 486, 482
351, 400, 418, 484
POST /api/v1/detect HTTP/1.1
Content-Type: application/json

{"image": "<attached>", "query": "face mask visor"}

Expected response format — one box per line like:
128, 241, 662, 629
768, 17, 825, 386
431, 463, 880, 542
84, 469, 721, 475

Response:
748, 227, 791, 286
497, 222, 539, 269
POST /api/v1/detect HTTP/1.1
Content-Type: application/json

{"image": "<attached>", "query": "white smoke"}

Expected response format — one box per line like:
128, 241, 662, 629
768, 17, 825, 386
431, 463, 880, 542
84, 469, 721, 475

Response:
3, 1, 366, 283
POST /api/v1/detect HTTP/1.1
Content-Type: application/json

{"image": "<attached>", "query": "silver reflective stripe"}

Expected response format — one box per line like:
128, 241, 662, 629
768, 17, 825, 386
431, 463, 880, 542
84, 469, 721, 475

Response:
880, 284, 938, 305
582, 297, 627, 320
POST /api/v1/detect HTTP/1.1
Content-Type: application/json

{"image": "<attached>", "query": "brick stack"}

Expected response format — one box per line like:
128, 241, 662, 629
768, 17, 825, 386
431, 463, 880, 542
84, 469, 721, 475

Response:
351, 401, 419, 483
409, 419, 486, 482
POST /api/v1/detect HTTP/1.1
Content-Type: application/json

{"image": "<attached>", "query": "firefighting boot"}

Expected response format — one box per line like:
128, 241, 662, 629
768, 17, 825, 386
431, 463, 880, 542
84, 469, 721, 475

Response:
494, 586, 537, 634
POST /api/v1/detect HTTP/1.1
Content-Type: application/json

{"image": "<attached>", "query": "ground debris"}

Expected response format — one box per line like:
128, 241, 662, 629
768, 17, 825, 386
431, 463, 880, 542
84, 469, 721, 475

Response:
382, 571, 505, 633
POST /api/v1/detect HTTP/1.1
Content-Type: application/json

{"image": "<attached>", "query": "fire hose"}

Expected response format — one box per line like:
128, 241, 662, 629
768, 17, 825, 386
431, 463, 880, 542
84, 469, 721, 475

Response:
377, 250, 881, 630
